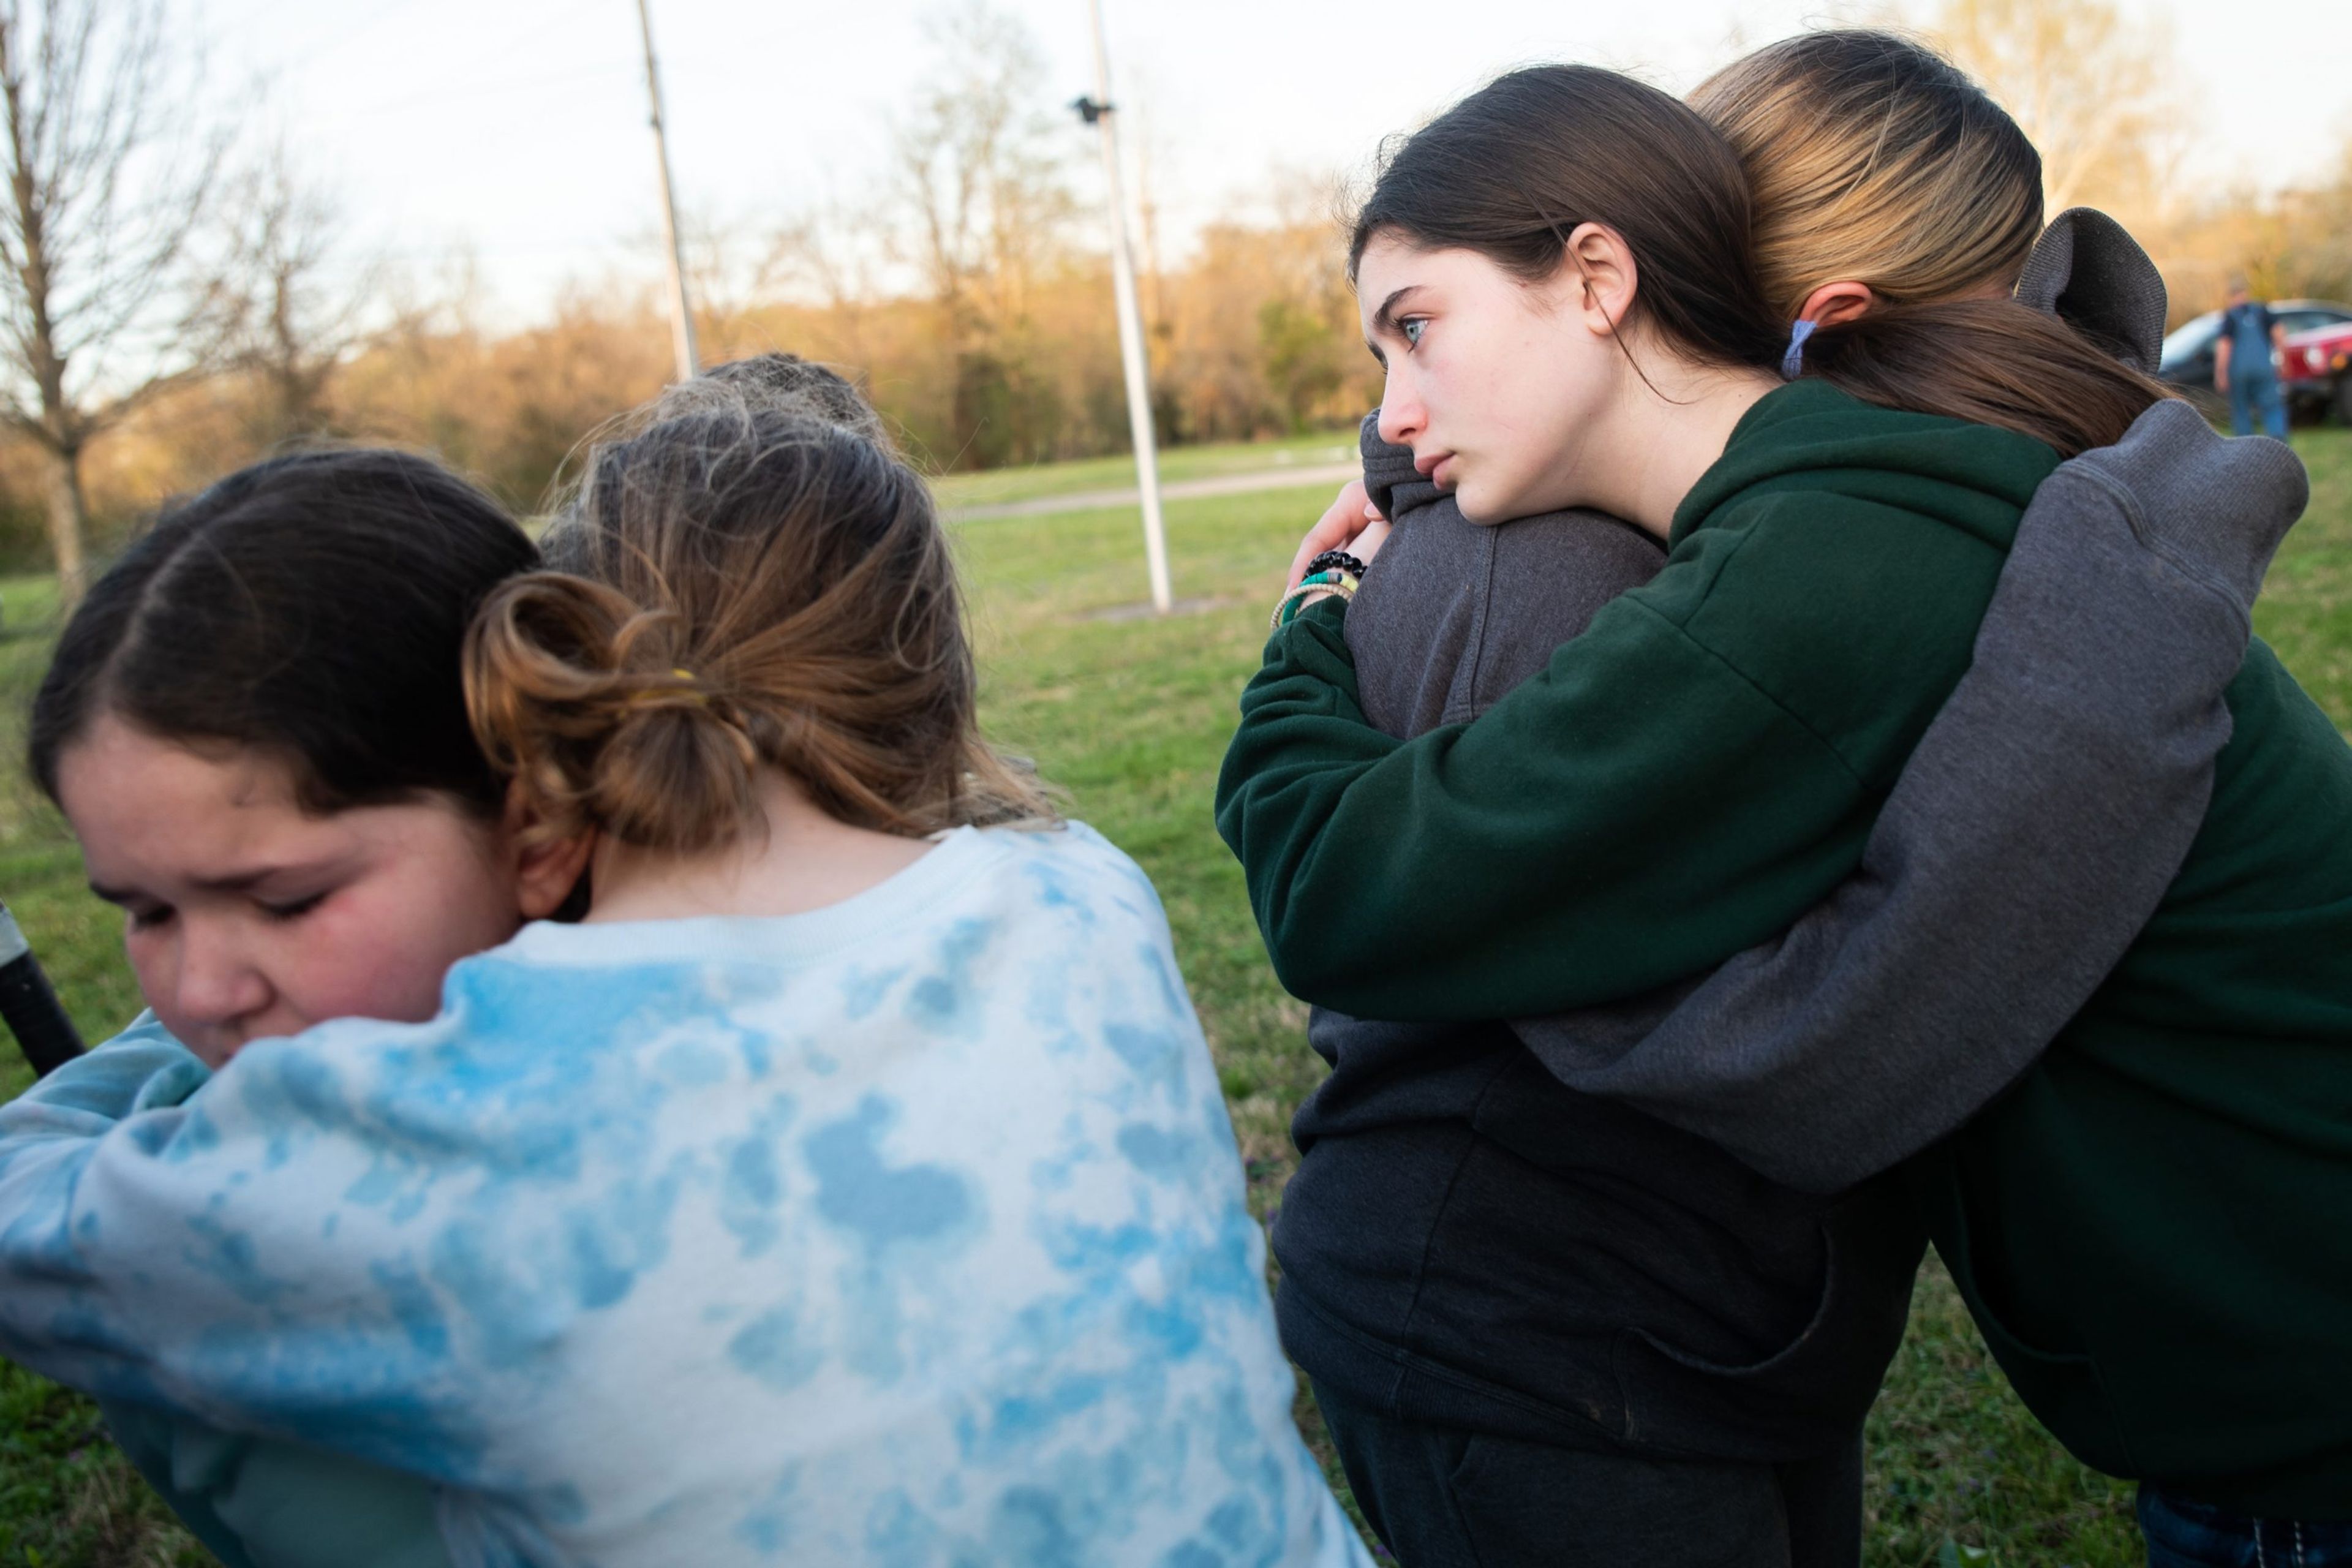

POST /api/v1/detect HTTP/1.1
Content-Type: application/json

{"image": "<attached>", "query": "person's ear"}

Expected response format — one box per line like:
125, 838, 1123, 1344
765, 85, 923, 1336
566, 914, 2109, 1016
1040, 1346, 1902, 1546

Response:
503, 779, 595, 921
1562, 222, 1640, 336
1796, 281, 1877, 328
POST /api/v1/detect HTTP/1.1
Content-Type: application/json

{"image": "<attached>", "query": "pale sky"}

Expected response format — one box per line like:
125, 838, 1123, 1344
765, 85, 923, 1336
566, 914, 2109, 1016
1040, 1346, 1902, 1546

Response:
205, 0, 2351, 319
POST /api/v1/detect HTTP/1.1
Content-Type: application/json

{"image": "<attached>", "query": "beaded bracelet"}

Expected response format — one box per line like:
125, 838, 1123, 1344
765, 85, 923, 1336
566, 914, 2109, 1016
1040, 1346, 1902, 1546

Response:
1269, 573, 1340, 631
1269, 570, 1357, 632
1304, 549, 1370, 581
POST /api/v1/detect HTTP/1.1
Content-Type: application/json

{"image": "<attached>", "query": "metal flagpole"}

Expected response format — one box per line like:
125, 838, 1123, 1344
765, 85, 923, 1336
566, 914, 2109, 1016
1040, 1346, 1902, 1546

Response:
1074, 0, 1171, 614
635, 0, 700, 383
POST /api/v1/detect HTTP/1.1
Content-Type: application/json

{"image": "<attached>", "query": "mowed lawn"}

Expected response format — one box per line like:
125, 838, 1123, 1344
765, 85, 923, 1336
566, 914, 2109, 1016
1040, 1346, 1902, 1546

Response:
0, 427, 2347, 1566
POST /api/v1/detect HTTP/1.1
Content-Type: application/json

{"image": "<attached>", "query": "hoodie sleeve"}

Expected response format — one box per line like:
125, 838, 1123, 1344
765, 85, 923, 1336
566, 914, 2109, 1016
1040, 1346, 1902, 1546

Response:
1510, 401, 2309, 1191
1214, 535, 1883, 1020
0, 1014, 497, 1486
0, 1011, 211, 1123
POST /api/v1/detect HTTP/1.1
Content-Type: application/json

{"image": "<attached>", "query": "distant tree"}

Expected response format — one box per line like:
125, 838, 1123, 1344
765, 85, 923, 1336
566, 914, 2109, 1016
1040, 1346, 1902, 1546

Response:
1923, 0, 2186, 221
763, 208, 888, 373
0, 0, 235, 601
1148, 167, 1373, 445
220, 146, 371, 448
2150, 130, 2352, 323
1257, 298, 1343, 434
2270, 137, 2352, 303
888, 1, 1076, 464
332, 273, 668, 514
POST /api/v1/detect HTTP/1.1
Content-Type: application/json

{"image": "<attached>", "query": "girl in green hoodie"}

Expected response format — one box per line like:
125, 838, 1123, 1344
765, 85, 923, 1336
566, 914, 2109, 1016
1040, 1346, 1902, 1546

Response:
1218, 61, 2352, 1564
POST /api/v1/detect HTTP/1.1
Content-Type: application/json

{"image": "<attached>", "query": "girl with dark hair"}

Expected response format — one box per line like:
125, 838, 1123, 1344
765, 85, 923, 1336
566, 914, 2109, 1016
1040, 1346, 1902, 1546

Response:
2, 448, 578, 1566
0, 396, 1370, 1567
23, 449, 592, 1063
1219, 51, 2352, 1568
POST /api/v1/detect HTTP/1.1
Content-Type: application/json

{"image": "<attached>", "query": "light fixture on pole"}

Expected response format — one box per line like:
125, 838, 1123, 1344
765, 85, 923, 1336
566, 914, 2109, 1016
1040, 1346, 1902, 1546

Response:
1072, 0, 1170, 614
635, 0, 699, 383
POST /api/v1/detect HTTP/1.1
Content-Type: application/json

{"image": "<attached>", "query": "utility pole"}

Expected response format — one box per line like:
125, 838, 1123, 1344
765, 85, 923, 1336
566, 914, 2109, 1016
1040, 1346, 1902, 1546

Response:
635, 0, 699, 383
1073, 0, 1170, 614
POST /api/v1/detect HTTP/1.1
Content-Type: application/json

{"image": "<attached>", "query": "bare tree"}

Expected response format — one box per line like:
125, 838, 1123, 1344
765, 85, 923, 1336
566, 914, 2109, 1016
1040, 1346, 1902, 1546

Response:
763, 205, 889, 372
887, 1, 1076, 466
2272, 137, 2352, 304
1923, 0, 2187, 222
221, 145, 369, 448
671, 209, 801, 359
890, 3, 1072, 331
0, 0, 233, 602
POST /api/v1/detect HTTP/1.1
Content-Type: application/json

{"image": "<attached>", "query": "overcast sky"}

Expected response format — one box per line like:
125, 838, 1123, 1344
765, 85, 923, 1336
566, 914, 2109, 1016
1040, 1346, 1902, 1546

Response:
205, 0, 2351, 318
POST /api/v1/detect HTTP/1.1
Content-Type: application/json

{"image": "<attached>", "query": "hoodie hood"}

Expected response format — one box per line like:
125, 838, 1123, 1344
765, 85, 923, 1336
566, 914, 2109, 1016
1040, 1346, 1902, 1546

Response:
1359, 409, 1431, 522
1672, 379, 2062, 554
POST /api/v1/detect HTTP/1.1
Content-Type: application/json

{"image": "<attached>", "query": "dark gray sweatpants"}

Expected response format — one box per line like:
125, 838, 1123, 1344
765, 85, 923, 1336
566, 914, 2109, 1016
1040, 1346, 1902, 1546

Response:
1313, 1379, 1861, 1568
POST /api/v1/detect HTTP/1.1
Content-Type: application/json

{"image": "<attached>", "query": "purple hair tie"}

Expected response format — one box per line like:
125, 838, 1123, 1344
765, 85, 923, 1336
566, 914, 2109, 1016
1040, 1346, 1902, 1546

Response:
1781, 318, 1818, 380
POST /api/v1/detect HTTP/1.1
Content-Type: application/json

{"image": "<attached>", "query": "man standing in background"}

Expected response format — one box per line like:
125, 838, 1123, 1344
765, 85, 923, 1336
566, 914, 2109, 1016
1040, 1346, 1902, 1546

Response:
2214, 275, 2289, 437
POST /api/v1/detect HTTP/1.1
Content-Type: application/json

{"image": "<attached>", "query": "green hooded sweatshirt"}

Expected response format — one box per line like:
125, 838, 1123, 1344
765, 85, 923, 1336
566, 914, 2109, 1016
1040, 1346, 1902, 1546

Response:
1215, 379, 2352, 1514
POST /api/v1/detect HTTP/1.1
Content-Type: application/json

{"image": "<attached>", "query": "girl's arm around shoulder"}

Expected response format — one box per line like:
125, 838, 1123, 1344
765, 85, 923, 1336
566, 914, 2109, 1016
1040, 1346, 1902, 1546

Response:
0, 1012, 208, 1138
1213, 583, 1868, 1022
0, 1008, 491, 1475
1512, 401, 2309, 1189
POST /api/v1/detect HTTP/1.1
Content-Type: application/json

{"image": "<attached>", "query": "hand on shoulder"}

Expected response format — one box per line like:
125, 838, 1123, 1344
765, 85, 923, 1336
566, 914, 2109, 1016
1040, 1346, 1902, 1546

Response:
1286, 480, 1389, 589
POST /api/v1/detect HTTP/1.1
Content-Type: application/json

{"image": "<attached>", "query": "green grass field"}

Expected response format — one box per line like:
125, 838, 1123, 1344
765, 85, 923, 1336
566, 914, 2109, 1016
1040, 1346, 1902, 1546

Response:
1, 426, 2347, 1566
927, 431, 1355, 511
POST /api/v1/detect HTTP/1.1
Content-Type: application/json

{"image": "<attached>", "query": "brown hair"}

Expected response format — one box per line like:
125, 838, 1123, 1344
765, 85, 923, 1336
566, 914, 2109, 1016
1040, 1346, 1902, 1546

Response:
1689, 31, 2045, 322
1352, 57, 2168, 457
1694, 31, 2171, 453
1800, 298, 2168, 451
466, 394, 1050, 854
1348, 66, 1783, 377
32, 450, 533, 816
641, 352, 893, 448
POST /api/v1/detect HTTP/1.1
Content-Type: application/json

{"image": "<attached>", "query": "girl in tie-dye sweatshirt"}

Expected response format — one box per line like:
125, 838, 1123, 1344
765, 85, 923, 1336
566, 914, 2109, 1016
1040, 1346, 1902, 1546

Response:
0, 392, 1365, 1567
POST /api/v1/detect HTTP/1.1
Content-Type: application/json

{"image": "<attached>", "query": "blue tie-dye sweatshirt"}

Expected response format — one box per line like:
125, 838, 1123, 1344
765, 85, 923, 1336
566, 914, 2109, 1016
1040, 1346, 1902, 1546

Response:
0, 823, 1368, 1568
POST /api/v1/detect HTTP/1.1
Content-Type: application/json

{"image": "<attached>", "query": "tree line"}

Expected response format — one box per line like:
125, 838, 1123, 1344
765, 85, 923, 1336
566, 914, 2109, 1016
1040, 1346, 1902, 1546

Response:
0, 0, 1386, 595
1, 0, 2347, 594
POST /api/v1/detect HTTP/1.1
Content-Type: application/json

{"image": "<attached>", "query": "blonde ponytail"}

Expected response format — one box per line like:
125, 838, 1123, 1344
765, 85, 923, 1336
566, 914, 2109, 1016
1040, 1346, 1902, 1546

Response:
1691, 31, 2046, 319
1805, 298, 2169, 458
1694, 31, 2168, 456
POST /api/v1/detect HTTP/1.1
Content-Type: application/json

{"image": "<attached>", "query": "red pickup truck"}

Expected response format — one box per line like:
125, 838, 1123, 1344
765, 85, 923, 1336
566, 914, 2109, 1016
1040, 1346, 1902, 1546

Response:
2283, 319, 2352, 424
2160, 300, 2352, 423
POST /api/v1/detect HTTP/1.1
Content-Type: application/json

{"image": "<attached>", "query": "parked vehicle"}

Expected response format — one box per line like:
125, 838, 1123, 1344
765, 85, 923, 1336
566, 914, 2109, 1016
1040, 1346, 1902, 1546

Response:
2282, 319, 2352, 424
2160, 300, 2352, 418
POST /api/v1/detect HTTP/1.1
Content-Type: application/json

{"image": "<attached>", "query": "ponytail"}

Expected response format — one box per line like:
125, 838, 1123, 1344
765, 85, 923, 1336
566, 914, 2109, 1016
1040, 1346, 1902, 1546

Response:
466, 400, 1054, 855
1804, 298, 2171, 458
467, 573, 765, 854
1691, 31, 2168, 455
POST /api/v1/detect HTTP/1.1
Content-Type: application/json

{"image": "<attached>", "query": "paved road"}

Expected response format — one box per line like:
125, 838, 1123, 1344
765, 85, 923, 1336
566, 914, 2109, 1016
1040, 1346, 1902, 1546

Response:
945, 461, 1359, 522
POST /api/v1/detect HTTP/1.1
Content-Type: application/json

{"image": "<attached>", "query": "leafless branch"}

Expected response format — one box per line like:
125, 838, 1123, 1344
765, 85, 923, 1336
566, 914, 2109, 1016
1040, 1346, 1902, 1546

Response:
0, 0, 243, 594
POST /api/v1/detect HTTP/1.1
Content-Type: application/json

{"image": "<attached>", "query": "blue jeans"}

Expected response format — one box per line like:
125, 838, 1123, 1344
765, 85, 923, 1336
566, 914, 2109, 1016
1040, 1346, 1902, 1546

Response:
2230, 370, 2288, 439
2141, 1486, 2352, 1567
